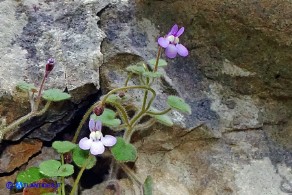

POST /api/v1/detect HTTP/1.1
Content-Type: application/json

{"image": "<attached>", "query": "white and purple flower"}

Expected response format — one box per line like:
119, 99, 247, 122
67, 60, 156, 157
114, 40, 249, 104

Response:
79, 119, 117, 155
158, 24, 189, 58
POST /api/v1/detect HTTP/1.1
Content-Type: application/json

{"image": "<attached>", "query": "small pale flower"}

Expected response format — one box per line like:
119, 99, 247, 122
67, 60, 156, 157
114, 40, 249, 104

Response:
158, 24, 189, 58
79, 119, 116, 155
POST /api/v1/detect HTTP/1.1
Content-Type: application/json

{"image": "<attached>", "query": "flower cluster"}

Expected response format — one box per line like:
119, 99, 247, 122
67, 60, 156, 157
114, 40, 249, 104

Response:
158, 24, 188, 58
79, 119, 116, 155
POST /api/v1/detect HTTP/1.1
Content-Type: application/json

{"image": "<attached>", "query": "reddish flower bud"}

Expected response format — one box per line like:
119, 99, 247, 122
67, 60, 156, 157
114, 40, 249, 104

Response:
93, 104, 104, 116
118, 91, 125, 98
46, 58, 55, 72
64, 152, 72, 164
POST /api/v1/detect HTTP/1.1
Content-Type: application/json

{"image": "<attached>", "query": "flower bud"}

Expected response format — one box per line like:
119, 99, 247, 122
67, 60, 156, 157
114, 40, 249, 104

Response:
118, 91, 125, 98
93, 104, 104, 116
64, 152, 72, 164
46, 58, 55, 72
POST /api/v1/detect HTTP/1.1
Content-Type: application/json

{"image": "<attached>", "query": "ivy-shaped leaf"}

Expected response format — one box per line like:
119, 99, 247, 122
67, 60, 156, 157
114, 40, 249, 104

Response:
16, 167, 48, 184
126, 65, 146, 74
16, 81, 37, 92
143, 71, 162, 78
52, 141, 76, 154
111, 137, 137, 162
91, 108, 121, 127
147, 59, 167, 68
167, 96, 191, 114
143, 176, 153, 195
42, 89, 71, 102
39, 160, 74, 177
72, 147, 96, 169
57, 164, 74, 177
148, 108, 173, 126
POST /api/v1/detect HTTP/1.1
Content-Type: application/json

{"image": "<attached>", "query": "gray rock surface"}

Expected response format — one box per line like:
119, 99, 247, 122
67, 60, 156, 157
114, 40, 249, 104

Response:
0, 0, 291, 194
99, 0, 292, 194
0, 0, 108, 140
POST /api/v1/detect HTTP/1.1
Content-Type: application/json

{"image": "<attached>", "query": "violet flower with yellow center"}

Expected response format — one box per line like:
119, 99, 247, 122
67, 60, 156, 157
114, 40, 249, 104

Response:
79, 119, 116, 155
158, 24, 189, 58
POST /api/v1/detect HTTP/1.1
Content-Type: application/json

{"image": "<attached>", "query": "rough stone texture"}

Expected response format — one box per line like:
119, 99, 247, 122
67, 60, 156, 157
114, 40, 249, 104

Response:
98, 0, 292, 194
0, 0, 108, 140
0, 0, 291, 194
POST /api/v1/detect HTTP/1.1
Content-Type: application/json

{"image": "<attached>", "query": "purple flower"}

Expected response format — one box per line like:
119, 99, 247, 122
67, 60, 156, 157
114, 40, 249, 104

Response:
79, 119, 117, 155
158, 24, 189, 58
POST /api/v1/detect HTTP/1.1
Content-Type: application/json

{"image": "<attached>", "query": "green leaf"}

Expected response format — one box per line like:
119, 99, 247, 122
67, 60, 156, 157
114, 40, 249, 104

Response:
57, 164, 74, 177
16, 167, 48, 184
126, 65, 146, 74
167, 96, 191, 114
39, 160, 61, 177
111, 137, 137, 162
72, 147, 96, 169
39, 160, 74, 177
143, 176, 153, 195
143, 71, 162, 78
42, 89, 71, 102
148, 108, 173, 126
147, 59, 167, 68
91, 108, 121, 128
52, 141, 76, 154
16, 81, 37, 92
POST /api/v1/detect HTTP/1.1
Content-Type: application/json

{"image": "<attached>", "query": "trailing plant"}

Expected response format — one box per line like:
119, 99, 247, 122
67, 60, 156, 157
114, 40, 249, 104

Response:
4, 24, 190, 195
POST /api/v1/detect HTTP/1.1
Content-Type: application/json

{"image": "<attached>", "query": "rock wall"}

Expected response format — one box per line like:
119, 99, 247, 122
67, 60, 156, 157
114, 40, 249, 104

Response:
0, 0, 291, 194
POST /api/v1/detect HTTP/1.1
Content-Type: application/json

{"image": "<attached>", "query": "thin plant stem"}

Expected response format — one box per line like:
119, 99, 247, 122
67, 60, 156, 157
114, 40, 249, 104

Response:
57, 177, 61, 195
70, 156, 91, 195
134, 118, 156, 131
0, 101, 51, 140
34, 73, 47, 112
110, 102, 130, 126
61, 154, 65, 195
123, 126, 134, 143
72, 85, 155, 144
101, 85, 156, 105
124, 73, 132, 87
72, 102, 99, 143
153, 46, 162, 72
146, 108, 171, 115
142, 78, 150, 111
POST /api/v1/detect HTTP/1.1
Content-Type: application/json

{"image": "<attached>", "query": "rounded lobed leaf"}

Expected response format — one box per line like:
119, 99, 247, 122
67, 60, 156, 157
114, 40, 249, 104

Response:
90, 108, 121, 128
126, 65, 146, 74
52, 141, 76, 154
39, 160, 61, 177
57, 164, 74, 177
42, 89, 71, 102
72, 147, 96, 169
16, 167, 48, 184
17, 81, 37, 92
167, 95, 191, 114
111, 137, 137, 162
143, 71, 162, 78
148, 108, 173, 126
147, 59, 167, 69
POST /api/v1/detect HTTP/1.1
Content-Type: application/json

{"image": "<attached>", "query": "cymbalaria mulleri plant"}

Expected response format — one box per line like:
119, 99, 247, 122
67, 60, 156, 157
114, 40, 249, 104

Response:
2, 24, 191, 195
79, 119, 117, 155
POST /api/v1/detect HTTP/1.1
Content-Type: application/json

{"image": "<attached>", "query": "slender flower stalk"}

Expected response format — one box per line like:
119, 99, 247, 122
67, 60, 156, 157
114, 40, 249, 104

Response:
34, 58, 55, 112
